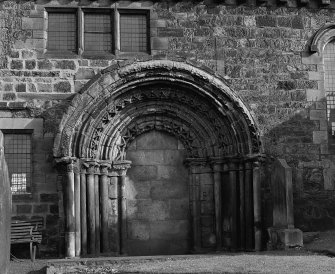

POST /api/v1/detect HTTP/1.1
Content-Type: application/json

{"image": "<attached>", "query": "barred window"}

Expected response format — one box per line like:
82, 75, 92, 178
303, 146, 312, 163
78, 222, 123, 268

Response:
47, 12, 77, 52
46, 9, 150, 54
324, 40, 335, 135
84, 12, 112, 53
120, 13, 148, 53
4, 133, 32, 194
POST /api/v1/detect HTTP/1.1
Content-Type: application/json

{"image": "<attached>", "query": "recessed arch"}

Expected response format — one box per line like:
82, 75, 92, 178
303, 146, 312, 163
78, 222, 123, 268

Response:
54, 58, 265, 257
310, 23, 335, 53
54, 59, 262, 160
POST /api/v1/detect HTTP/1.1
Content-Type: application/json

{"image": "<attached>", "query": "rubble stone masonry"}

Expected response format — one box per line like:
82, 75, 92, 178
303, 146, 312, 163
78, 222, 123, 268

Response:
1, 0, 335, 255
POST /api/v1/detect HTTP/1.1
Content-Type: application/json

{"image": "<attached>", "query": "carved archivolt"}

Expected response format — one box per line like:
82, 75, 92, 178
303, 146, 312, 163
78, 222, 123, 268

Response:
310, 24, 335, 53
54, 59, 261, 160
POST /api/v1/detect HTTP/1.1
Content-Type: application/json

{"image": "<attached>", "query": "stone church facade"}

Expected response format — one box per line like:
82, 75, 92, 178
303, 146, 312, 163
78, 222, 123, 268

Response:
1, 0, 335, 257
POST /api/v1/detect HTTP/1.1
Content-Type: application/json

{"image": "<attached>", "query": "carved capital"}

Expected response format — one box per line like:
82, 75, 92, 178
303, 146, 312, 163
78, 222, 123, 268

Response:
209, 157, 226, 172
112, 160, 132, 176
54, 156, 77, 173
84, 161, 98, 174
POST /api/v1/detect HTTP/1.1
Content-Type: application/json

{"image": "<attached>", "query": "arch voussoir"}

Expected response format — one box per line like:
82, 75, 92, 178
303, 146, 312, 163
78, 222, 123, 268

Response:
54, 59, 261, 160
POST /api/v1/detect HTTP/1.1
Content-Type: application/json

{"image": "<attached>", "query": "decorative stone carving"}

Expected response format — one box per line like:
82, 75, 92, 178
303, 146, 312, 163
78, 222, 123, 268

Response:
54, 59, 261, 160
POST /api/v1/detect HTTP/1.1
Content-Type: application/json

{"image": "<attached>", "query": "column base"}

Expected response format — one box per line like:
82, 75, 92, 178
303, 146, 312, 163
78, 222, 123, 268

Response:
267, 227, 303, 250
65, 232, 76, 258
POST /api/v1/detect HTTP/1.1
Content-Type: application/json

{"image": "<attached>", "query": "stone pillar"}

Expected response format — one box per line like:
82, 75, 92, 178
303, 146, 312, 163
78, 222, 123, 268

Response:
244, 161, 254, 250
229, 162, 238, 251
185, 159, 203, 252
59, 157, 77, 258
109, 172, 119, 253
239, 162, 246, 250
74, 164, 81, 257
113, 160, 131, 255
94, 164, 101, 255
269, 158, 303, 249
100, 162, 110, 253
80, 165, 87, 256
253, 160, 262, 251
211, 159, 223, 251
86, 161, 96, 254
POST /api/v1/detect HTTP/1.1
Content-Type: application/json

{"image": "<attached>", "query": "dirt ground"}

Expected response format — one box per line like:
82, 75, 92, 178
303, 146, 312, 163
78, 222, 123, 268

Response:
9, 231, 335, 274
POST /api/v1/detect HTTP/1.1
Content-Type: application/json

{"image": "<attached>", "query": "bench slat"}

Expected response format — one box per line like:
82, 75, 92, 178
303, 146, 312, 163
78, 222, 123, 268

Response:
10, 219, 43, 245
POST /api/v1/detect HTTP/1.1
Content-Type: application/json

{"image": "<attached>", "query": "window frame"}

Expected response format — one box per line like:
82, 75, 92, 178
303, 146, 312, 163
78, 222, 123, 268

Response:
3, 129, 33, 195
46, 8, 79, 56
45, 7, 151, 58
118, 9, 150, 55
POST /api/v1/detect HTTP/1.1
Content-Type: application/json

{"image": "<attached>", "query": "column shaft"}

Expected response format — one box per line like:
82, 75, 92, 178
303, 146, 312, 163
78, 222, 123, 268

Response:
192, 169, 201, 251
100, 165, 109, 253
110, 176, 119, 254
213, 164, 222, 250
74, 171, 81, 257
87, 170, 95, 254
229, 163, 237, 250
245, 162, 254, 250
94, 173, 100, 254
80, 171, 87, 255
253, 162, 262, 251
239, 163, 246, 250
66, 162, 75, 258
119, 175, 127, 255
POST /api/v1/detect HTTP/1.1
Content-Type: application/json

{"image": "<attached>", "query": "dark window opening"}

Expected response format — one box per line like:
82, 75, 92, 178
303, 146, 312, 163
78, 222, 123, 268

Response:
4, 133, 32, 194
120, 13, 149, 53
84, 12, 113, 53
47, 12, 77, 52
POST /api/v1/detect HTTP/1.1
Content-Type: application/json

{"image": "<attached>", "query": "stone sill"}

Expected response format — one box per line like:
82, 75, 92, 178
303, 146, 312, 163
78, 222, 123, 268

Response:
0, 102, 27, 110
42, 51, 151, 60
42, 51, 150, 60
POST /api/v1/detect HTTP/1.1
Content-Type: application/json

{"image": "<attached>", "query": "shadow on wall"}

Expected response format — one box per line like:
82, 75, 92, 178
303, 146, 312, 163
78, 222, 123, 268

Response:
262, 109, 335, 232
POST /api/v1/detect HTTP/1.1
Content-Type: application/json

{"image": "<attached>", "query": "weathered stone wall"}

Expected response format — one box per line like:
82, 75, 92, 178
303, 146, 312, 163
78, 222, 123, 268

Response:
1, 0, 335, 255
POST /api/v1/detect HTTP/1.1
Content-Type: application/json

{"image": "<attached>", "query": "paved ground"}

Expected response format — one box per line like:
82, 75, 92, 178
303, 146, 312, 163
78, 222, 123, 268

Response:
8, 231, 335, 274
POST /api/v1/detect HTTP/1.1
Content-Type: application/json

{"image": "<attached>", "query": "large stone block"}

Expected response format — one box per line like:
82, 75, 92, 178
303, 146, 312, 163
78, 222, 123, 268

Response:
268, 227, 303, 249
126, 240, 152, 256
150, 220, 189, 240
163, 150, 185, 166
54, 81, 72, 93
150, 179, 188, 200
149, 239, 189, 255
169, 198, 190, 219
126, 178, 151, 199
156, 165, 188, 180
126, 150, 165, 165
127, 165, 157, 181
147, 200, 170, 221
127, 220, 150, 241
17, 204, 32, 214
151, 37, 169, 50
136, 131, 178, 150
310, 109, 327, 120
313, 130, 327, 144
22, 18, 44, 30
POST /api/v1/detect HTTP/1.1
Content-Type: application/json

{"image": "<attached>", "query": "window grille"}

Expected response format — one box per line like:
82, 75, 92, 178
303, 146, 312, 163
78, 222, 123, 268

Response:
84, 13, 112, 53
4, 133, 32, 194
324, 40, 335, 135
46, 9, 150, 54
47, 12, 77, 52
120, 13, 148, 53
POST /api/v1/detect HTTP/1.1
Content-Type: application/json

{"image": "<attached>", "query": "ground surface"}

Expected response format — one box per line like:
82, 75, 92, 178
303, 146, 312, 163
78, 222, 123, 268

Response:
9, 231, 335, 274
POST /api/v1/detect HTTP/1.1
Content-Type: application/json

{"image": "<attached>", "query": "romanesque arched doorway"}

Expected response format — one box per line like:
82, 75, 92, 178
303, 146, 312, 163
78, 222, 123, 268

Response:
53, 59, 263, 258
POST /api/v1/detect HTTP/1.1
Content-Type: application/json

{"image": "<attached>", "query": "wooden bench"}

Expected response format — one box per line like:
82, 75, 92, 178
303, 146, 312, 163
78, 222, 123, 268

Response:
11, 219, 43, 261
